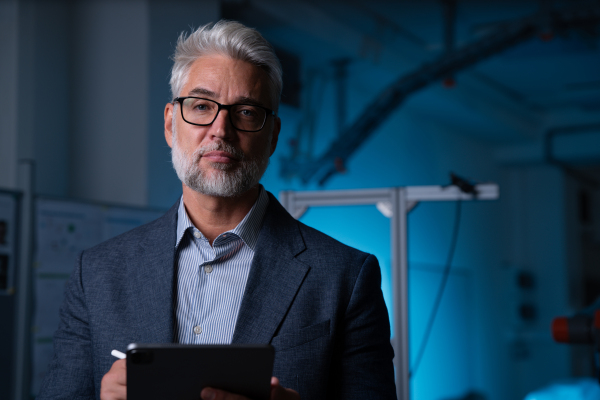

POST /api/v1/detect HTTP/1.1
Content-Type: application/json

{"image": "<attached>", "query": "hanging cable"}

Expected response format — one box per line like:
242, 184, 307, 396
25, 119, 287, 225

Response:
410, 199, 462, 378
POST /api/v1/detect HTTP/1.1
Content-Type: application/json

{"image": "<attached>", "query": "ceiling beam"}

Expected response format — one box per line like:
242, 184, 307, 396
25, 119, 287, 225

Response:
267, 1, 600, 184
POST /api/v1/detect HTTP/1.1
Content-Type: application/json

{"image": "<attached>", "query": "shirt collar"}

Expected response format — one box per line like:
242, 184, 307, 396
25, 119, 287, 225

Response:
175, 185, 269, 250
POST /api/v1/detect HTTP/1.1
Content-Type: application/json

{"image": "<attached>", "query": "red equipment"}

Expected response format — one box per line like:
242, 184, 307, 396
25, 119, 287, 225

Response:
552, 309, 600, 383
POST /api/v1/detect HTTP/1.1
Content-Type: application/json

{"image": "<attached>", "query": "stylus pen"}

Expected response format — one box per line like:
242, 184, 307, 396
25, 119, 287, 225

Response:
111, 350, 126, 359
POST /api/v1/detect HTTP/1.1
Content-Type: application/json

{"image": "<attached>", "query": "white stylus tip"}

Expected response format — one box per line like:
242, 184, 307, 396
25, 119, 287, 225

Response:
111, 349, 126, 359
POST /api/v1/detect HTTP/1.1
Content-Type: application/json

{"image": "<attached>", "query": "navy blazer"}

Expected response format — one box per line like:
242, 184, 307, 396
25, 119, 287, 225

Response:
38, 192, 397, 399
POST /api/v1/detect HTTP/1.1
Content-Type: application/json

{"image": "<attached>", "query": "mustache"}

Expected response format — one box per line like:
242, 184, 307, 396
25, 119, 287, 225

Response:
192, 141, 246, 162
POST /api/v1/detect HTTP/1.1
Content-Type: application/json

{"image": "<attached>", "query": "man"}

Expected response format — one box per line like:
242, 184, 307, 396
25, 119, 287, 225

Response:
38, 21, 396, 400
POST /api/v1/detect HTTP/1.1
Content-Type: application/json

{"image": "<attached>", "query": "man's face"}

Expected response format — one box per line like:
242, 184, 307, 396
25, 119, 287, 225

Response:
164, 54, 280, 197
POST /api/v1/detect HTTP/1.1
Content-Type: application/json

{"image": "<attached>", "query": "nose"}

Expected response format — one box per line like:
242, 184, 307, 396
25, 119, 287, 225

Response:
208, 108, 235, 140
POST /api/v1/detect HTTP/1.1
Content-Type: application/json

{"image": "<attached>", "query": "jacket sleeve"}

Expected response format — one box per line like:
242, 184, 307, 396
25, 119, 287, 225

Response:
37, 251, 96, 400
336, 254, 397, 399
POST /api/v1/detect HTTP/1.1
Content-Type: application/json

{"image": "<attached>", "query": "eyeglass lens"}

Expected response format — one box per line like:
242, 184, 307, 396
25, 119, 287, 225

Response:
181, 97, 267, 131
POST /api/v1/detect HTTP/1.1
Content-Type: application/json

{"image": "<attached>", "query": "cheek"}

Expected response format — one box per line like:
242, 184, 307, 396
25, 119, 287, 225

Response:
178, 126, 208, 150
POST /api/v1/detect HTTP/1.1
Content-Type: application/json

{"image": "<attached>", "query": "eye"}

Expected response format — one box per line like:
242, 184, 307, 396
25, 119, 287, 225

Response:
184, 98, 216, 115
236, 106, 259, 119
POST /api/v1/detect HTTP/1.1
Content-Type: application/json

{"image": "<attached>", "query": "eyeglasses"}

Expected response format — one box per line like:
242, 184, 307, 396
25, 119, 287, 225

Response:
173, 97, 275, 132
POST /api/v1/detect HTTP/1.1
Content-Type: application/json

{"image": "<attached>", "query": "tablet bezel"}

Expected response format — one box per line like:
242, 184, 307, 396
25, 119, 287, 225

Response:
126, 343, 275, 400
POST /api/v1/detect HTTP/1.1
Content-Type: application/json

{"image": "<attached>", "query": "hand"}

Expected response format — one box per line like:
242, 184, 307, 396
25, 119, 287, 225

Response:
268, 377, 300, 400
200, 377, 300, 400
100, 359, 127, 400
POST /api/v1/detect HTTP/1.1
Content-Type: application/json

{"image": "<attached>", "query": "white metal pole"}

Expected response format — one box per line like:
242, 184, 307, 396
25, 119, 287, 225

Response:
392, 187, 410, 400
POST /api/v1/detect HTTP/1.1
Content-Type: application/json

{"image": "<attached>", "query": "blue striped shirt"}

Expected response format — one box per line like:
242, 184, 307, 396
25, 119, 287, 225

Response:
174, 186, 269, 344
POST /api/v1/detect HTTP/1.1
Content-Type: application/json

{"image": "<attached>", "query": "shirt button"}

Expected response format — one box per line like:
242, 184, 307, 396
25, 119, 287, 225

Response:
204, 265, 213, 274
193, 325, 202, 335
193, 231, 201, 239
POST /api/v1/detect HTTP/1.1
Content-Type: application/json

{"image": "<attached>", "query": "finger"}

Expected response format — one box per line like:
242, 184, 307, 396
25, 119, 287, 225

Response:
100, 383, 126, 400
100, 360, 127, 400
114, 359, 127, 384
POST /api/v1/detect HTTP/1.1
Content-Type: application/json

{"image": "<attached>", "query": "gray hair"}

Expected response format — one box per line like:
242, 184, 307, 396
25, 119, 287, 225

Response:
170, 20, 282, 111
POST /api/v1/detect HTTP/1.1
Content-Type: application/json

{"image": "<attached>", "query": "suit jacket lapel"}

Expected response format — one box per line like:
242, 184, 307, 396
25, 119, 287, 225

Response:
125, 194, 308, 345
131, 201, 178, 343
232, 193, 310, 344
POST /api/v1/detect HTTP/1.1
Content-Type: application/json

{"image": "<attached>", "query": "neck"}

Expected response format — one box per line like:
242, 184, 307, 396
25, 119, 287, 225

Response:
181, 184, 260, 245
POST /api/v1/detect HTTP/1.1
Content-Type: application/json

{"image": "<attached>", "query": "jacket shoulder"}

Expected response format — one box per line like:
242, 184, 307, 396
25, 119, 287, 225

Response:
264, 191, 371, 266
297, 220, 369, 260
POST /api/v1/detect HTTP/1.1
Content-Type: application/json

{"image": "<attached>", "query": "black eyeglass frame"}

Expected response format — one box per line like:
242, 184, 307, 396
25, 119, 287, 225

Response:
173, 96, 276, 132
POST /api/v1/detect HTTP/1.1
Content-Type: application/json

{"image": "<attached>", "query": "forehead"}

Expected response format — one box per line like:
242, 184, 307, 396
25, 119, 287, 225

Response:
182, 54, 272, 106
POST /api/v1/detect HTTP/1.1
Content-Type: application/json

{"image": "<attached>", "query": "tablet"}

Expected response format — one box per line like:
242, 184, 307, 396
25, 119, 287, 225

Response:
126, 343, 275, 400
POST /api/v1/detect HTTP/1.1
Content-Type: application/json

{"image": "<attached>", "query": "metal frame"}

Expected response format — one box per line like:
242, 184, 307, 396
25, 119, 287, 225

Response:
280, 183, 499, 400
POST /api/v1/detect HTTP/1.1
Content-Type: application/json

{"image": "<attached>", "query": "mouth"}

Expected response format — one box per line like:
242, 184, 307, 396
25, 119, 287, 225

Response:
201, 150, 239, 164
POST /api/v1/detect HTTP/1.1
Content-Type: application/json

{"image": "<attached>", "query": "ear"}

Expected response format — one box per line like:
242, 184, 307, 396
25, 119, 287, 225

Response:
164, 102, 174, 148
269, 116, 281, 156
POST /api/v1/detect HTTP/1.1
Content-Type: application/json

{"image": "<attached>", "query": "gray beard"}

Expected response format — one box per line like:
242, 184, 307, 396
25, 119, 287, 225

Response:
170, 126, 270, 198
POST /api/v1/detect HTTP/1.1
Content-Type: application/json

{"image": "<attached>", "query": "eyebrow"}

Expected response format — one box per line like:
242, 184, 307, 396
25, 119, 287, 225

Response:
187, 87, 267, 108
188, 87, 217, 97
235, 96, 266, 107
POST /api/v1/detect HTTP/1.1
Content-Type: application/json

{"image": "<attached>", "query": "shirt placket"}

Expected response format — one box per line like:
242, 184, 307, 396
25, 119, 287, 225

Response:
194, 233, 218, 343
199, 236, 240, 344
